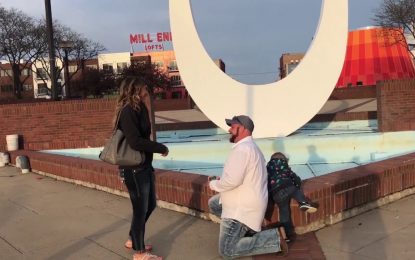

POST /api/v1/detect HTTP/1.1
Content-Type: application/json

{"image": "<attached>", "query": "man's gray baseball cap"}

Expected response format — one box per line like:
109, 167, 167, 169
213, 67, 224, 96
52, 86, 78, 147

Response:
225, 115, 254, 133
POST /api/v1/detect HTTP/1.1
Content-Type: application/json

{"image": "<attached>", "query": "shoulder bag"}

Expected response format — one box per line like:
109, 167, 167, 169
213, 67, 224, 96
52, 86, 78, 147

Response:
99, 109, 145, 166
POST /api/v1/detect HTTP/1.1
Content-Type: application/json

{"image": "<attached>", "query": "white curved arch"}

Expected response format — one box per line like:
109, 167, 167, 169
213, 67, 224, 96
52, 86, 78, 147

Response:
169, 0, 348, 138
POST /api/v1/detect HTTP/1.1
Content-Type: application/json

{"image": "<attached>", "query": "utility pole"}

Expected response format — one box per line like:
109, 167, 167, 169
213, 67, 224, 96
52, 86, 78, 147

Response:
44, 0, 58, 100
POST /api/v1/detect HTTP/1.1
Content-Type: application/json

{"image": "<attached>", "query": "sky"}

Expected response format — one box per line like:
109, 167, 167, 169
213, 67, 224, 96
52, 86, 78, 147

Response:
1, 0, 383, 84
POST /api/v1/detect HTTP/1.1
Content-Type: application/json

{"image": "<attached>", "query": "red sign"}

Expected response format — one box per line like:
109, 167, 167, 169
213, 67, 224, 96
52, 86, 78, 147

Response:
144, 44, 164, 51
130, 32, 172, 52
129, 32, 172, 44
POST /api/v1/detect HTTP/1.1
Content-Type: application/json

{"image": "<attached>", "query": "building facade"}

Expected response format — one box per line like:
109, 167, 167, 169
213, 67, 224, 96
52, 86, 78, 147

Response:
0, 63, 34, 101
32, 58, 99, 99
1, 49, 224, 101
279, 53, 304, 79
279, 27, 415, 88
132, 50, 185, 99
336, 27, 415, 87
97, 52, 130, 75
100, 50, 225, 100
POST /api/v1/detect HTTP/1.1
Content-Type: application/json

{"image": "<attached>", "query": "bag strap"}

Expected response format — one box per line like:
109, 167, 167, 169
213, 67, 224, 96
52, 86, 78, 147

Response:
112, 109, 122, 133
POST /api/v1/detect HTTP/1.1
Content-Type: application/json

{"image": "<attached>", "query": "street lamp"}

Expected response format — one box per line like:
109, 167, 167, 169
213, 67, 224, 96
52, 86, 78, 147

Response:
59, 40, 74, 99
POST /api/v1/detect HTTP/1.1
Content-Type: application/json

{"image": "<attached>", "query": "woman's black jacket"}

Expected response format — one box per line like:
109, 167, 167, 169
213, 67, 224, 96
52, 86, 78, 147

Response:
117, 103, 167, 170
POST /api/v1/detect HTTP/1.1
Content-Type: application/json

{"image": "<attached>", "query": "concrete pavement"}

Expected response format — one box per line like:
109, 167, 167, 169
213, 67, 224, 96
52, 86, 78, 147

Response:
316, 195, 415, 260
2, 166, 415, 260
0, 166, 221, 260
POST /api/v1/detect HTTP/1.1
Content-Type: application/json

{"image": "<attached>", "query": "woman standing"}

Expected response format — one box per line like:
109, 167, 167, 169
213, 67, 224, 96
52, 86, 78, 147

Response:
115, 78, 168, 260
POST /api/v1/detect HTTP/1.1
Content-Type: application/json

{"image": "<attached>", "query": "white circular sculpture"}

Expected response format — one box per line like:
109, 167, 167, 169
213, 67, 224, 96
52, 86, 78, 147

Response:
169, 0, 348, 138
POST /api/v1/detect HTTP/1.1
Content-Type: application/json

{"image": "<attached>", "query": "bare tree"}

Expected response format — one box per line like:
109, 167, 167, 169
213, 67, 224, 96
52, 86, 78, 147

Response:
373, 0, 415, 58
71, 68, 115, 98
34, 21, 105, 98
0, 6, 45, 98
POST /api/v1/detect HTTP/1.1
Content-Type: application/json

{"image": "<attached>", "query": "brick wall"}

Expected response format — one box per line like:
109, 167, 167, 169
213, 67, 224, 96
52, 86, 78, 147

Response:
0, 99, 115, 151
310, 111, 377, 123
0, 98, 192, 151
0, 91, 34, 101
7, 150, 415, 233
377, 79, 415, 132
329, 85, 376, 100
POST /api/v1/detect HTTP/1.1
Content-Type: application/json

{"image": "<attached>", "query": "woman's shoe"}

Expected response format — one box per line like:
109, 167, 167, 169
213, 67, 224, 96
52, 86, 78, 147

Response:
124, 239, 153, 252
133, 252, 162, 260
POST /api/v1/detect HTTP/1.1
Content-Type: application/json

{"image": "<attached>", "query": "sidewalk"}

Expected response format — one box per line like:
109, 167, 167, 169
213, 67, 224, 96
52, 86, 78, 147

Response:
1, 166, 415, 259
0, 166, 219, 260
316, 194, 415, 260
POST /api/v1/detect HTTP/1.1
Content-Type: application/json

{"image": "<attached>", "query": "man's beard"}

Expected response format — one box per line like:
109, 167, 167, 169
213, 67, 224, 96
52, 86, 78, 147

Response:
229, 128, 239, 143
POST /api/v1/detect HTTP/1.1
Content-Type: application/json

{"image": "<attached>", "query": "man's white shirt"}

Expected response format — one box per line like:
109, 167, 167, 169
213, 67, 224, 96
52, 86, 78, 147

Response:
209, 136, 268, 231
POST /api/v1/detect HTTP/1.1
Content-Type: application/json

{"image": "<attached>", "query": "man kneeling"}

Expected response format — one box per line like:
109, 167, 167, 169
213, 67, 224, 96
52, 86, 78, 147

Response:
208, 115, 288, 259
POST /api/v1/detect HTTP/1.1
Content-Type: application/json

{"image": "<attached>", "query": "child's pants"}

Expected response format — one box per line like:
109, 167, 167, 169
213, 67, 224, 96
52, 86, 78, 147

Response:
272, 186, 307, 235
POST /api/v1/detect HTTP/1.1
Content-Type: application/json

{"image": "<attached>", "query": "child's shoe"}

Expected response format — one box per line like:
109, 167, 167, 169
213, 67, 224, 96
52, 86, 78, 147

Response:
299, 201, 317, 213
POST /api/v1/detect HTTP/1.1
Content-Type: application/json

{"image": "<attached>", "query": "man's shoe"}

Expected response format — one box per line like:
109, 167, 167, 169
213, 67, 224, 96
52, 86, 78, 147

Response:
299, 202, 317, 213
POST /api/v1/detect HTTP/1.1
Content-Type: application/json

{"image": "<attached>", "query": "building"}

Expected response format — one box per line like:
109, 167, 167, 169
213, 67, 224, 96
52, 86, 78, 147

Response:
100, 50, 226, 100
1, 49, 224, 101
336, 27, 415, 87
279, 27, 415, 87
279, 53, 304, 79
32, 58, 99, 99
0, 62, 34, 101
132, 50, 225, 99
131, 50, 185, 99
97, 52, 130, 75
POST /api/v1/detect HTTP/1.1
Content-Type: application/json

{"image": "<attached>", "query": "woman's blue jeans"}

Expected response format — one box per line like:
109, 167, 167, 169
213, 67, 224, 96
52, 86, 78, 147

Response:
122, 167, 156, 252
208, 194, 282, 259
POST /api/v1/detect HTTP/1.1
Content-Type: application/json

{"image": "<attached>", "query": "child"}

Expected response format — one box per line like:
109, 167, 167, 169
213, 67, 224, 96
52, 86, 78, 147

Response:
266, 152, 317, 242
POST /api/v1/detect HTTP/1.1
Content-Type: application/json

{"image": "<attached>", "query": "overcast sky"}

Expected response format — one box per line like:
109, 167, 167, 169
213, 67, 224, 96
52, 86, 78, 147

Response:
1, 0, 383, 84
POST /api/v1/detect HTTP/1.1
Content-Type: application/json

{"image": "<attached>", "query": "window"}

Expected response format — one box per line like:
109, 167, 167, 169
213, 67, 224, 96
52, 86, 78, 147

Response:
168, 60, 178, 71
37, 83, 49, 95
23, 85, 32, 91
36, 68, 47, 79
171, 91, 182, 99
103, 64, 114, 74
153, 61, 164, 68
0, 85, 13, 92
117, 62, 128, 73
86, 64, 98, 70
68, 65, 78, 73
0, 69, 12, 77
22, 68, 31, 76
286, 63, 299, 75
155, 92, 166, 100
171, 75, 182, 86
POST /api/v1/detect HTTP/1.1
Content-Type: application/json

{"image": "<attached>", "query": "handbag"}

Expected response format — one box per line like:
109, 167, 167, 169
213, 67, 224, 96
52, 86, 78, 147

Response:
99, 109, 145, 166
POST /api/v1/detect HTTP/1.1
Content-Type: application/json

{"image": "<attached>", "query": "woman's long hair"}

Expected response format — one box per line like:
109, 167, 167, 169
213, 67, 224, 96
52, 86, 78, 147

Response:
113, 78, 147, 126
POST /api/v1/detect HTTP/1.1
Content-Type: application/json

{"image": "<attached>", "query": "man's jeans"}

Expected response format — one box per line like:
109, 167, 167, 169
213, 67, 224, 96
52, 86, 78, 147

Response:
208, 194, 282, 259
